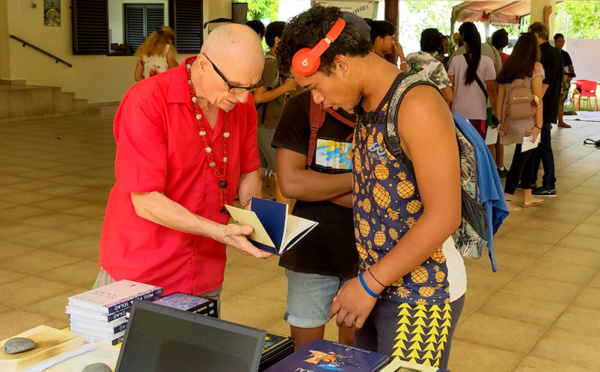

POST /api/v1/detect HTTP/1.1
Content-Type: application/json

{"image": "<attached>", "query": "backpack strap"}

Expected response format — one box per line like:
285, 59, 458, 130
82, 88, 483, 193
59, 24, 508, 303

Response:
383, 73, 442, 176
306, 98, 355, 168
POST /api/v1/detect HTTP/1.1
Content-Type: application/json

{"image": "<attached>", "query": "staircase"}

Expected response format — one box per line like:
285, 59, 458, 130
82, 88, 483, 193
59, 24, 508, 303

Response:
0, 80, 100, 123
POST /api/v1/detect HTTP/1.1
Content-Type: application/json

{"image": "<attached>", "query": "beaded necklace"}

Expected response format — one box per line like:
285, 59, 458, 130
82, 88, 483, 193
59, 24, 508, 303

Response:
185, 57, 230, 213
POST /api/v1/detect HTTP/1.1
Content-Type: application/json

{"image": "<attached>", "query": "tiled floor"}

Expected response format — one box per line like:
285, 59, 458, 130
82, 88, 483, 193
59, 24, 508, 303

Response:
1, 106, 599, 371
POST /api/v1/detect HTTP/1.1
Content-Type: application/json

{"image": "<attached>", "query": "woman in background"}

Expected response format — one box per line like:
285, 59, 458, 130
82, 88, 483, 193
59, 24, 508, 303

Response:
364, 19, 407, 72
134, 26, 178, 82
448, 26, 497, 139
496, 33, 544, 211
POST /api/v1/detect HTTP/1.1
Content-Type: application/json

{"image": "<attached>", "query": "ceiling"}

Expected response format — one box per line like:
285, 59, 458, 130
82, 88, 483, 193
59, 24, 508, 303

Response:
452, 1, 563, 25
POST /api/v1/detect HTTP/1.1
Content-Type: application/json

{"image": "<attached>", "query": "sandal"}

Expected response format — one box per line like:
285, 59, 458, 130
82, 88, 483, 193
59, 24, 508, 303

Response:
520, 199, 544, 208
506, 200, 521, 212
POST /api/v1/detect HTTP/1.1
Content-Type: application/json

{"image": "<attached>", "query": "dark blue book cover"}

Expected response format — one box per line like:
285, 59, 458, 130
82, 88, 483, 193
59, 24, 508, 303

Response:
227, 198, 318, 256
264, 339, 389, 372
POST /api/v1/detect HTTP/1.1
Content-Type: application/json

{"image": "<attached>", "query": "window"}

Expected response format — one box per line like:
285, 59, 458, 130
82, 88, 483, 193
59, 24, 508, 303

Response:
71, 0, 203, 56
72, 0, 109, 55
169, 0, 203, 54
124, 4, 165, 55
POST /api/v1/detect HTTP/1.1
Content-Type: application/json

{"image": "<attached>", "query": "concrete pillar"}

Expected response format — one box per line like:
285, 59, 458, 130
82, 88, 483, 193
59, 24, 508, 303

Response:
530, 0, 556, 36
384, 0, 399, 64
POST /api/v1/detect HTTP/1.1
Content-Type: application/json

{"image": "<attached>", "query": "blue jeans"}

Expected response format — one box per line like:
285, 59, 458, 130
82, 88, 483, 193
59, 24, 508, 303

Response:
284, 270, 349, 328
532, 122, 556, 190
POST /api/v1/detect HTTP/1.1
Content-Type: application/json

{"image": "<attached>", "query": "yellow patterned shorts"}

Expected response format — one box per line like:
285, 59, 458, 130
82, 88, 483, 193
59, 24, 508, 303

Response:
356, 300, 455, 368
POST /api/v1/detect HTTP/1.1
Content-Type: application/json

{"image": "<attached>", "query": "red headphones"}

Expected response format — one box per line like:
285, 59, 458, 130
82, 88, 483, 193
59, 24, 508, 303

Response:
291, 18, 346, 76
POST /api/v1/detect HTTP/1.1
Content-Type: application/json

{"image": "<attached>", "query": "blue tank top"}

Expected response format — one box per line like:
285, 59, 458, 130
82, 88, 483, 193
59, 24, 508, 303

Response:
353, 74, 450, 306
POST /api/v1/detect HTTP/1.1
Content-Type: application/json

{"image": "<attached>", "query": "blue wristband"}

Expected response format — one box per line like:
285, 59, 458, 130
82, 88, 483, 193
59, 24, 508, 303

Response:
359, 272, 379, 298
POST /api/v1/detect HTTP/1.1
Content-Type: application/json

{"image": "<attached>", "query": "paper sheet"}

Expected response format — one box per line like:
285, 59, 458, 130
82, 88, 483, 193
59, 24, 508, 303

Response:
485, 127, 499, 145
21, 343, 100, 372
521, 134, 541, 152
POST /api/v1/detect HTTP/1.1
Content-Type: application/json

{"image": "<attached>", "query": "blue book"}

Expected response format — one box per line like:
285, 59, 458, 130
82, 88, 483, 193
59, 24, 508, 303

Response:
264, 339, 389, 372
152, 292, 217, 317
226, 197, 318, 256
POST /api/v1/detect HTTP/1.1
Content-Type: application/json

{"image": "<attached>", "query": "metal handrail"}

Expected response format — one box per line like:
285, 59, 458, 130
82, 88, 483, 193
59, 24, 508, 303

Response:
9, 35, 72, 68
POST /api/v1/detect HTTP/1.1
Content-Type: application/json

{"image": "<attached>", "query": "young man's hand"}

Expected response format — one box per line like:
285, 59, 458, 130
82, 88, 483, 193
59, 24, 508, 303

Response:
327, 277, 377, 329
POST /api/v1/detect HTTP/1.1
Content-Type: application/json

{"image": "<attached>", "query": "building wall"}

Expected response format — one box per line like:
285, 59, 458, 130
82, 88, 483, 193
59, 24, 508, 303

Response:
109, 0, 170, 45
1, 0, 228, 104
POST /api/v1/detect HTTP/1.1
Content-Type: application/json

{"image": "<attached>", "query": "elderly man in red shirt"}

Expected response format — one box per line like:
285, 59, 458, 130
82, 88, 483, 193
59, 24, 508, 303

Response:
95, 24, 271, 304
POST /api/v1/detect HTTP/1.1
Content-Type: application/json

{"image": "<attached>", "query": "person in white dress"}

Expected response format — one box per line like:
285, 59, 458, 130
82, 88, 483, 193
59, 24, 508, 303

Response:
134, 26, 179, 82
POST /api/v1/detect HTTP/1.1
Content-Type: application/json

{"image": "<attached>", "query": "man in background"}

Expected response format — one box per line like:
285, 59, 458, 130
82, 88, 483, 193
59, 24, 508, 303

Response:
529, 19, 563, 197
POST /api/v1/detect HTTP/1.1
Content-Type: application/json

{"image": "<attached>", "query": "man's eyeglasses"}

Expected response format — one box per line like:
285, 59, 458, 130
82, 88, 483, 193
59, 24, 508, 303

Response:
203, 54, 263, 93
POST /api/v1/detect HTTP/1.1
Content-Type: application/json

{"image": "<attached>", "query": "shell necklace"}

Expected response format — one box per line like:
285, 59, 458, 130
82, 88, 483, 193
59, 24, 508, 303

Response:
185, 57, 230, 213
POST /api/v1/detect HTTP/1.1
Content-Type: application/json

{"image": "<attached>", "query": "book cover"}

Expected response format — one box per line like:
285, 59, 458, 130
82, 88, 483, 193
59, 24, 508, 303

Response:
226, 197, 318, 256
260, 333, 294, 371
378, 359, 448, 372
151, 293, 216, 314
66, 305, 128, 322
67, 280, 163, 313
262, 332, 290, 355
264, 339, 389, 372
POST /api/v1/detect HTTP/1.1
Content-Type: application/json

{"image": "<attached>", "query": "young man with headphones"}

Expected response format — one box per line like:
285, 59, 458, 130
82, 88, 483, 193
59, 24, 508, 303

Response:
277, 6, 464, 369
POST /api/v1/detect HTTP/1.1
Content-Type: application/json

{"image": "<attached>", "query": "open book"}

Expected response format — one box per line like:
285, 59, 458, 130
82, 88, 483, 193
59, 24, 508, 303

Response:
226, 197, 318, 255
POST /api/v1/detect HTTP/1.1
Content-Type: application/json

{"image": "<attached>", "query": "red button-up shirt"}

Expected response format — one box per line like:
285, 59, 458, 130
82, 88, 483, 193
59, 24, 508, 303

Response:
100, 57, 260, 295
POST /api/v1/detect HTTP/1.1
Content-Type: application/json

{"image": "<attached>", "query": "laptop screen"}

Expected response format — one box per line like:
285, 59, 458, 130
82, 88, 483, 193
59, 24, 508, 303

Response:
115, 300, 266, 372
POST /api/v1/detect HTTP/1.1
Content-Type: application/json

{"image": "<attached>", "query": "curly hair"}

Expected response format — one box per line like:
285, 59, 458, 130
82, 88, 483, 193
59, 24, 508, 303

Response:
276, 5, 371, 75
134, 26, 177, 58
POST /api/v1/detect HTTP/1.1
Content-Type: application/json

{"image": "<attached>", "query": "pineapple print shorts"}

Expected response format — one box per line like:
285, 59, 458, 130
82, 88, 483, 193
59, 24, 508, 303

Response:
355, 295, 465, 370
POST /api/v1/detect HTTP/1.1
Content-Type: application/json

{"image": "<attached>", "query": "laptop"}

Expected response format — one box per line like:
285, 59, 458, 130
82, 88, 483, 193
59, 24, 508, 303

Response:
115, 299, 266, 372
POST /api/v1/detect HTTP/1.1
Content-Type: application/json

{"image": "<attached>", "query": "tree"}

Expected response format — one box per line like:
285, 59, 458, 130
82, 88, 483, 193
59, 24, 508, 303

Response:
233, 0, 280, 24
555, 2, 600, 39
396, 1, 460, 53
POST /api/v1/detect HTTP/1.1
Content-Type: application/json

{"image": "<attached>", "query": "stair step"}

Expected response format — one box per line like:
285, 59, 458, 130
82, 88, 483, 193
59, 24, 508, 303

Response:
0, 79, 26, 85
1, 81, 99, 122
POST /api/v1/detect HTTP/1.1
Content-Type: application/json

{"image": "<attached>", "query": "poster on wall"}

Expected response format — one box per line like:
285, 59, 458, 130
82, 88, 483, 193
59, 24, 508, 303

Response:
311, 1, 379, 19
44, 0, 61, 27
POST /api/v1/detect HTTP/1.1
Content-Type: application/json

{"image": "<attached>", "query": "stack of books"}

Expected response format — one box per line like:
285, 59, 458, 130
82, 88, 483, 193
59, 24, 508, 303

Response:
259, 332, 294, 371
66, 280, 163, 345
151, 292, 218, 318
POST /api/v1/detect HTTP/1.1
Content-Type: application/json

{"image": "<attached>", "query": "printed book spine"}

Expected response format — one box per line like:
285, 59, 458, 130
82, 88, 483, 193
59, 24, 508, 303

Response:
69, 286, 163, 314
69, 325, 125, 339
68, 314, 128, 328
69, 319, 128, 334
193, 303, 218, 318
66, 305, 129, 322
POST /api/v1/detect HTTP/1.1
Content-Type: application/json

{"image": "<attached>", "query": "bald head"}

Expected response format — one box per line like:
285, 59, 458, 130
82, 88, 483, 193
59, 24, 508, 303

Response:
202, 23, 264, 69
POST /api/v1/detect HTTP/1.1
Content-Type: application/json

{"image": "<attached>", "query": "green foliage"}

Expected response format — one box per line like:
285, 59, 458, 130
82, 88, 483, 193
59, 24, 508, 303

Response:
401, 1, 457, 38
397, 1, 460, 53
233, 1, 280, 24
555, 2, 600, 39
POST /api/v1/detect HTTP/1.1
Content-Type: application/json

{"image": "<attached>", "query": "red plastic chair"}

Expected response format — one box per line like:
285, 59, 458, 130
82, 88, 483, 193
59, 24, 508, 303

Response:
576, 80, 598, 111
